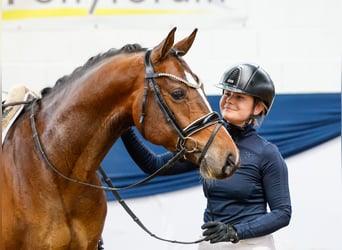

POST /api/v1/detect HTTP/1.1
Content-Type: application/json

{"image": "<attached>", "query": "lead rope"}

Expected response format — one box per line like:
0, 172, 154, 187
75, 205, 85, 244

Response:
98, 167, 206, 245
29, 99, 205, 245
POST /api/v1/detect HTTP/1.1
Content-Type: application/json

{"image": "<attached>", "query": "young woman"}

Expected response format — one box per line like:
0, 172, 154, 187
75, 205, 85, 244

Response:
121, 63, 291, 250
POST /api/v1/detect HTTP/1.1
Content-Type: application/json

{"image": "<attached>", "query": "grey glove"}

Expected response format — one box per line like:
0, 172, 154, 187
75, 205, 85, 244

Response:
201, 221, 239, 244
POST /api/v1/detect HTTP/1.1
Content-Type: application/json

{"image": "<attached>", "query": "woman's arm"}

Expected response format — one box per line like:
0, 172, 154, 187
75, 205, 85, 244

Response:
234, 144, 291, 239
121, 127, 198, 175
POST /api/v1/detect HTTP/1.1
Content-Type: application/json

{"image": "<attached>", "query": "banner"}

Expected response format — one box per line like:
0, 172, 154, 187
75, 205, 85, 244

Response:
3, 0, 247, 28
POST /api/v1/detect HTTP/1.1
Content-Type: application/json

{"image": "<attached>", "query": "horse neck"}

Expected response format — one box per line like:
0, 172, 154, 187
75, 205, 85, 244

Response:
39, 58, 138, 171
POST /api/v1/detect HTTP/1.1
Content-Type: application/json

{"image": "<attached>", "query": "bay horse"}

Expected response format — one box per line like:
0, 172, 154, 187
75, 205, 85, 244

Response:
1, 27, 239, 249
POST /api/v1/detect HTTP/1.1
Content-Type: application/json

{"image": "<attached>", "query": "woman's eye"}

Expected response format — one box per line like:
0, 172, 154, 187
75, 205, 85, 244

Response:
224, 92, 231, 97
170, 89, 186, 100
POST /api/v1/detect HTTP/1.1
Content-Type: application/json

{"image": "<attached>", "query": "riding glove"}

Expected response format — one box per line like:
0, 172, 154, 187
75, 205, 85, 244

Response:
201, 221, 239, 244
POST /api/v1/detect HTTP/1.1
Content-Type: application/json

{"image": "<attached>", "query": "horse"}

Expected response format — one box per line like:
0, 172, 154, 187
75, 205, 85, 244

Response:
1, 27, 239, 249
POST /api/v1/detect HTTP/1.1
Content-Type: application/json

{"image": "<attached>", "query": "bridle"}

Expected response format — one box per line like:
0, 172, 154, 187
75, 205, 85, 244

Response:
141, 49, 223, 163
26, 49, 225, 244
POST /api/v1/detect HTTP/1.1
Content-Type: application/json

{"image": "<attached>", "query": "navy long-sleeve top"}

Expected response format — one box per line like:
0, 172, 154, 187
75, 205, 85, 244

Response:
121, 123, 291, 240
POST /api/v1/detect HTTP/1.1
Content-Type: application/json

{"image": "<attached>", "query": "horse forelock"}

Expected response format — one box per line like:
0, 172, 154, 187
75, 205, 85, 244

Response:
41, 44, 147, 97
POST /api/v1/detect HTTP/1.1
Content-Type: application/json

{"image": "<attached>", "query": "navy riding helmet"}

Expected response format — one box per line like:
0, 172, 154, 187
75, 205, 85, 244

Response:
216, 63, 275, 114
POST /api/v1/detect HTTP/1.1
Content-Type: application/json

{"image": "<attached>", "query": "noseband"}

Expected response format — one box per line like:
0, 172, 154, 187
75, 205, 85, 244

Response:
140, 49, 223, 162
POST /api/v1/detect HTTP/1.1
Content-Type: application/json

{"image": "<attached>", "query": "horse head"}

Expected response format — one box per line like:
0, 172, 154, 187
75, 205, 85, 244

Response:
131, 27, 240, 179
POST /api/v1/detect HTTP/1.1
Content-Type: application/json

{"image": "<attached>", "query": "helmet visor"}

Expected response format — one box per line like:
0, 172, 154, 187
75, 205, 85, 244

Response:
215, 83, 246, 94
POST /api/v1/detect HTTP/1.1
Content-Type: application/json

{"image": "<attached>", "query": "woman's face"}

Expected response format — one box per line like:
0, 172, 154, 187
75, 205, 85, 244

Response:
219, 91, 263, 127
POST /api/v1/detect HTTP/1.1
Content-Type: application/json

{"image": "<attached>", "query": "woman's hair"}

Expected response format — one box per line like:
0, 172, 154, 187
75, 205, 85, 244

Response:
251, 98, 267, 127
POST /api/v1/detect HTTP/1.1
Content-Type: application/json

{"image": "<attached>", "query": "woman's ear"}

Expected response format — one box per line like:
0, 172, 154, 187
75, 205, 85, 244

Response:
253, 102, 265, 116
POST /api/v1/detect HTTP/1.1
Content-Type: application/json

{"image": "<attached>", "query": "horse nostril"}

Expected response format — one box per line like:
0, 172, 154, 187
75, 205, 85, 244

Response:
225, 153, 239, 172
226, 153, 235, 167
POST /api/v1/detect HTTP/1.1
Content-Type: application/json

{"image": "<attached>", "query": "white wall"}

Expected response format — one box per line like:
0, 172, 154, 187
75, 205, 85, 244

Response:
2, 1, 341, 249
2, 0, 341, 95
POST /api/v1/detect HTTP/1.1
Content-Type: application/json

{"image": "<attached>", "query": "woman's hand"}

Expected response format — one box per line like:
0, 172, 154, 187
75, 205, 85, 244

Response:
201, 221, 239, 244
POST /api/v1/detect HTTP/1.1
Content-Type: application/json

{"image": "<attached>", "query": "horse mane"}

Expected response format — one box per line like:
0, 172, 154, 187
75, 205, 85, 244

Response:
41, 44, 146, 97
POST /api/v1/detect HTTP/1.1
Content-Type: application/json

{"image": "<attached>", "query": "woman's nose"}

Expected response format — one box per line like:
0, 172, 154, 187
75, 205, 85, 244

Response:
225, 94, 233, 102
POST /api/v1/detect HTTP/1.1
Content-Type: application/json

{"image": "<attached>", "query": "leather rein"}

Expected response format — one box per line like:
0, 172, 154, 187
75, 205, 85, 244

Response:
24, 49, 224, 244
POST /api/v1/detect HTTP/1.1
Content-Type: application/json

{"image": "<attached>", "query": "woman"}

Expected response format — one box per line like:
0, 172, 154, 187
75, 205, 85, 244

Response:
121, 63, 291, 250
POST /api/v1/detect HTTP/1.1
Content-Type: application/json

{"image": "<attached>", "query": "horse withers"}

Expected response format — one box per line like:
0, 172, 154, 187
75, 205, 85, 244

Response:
2, 27, 239, 249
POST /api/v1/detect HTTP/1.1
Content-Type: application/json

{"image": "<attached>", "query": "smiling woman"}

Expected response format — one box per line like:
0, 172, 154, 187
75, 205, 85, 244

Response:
119, 62, 292, 250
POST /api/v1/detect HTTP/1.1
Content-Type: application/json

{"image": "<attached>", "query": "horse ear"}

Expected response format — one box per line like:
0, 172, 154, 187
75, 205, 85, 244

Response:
151, 27, 177, 63
172, 28, 198, 56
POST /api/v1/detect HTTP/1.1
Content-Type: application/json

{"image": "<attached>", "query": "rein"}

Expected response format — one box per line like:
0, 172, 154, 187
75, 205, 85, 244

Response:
29, 98, 206, 245
3, 100, 208, 245
98, 167, 206, 244
29, 99, 188, 192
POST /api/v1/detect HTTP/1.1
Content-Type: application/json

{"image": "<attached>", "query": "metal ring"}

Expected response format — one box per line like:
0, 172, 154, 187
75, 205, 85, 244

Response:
181, 136, 199, 153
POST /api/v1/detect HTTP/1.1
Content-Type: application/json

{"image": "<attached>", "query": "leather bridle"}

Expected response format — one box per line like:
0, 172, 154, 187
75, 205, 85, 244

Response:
141, 49, 223, 163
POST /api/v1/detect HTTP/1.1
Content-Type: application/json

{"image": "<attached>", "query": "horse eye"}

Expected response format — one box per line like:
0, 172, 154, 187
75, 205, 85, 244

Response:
170, 89, 186, 100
